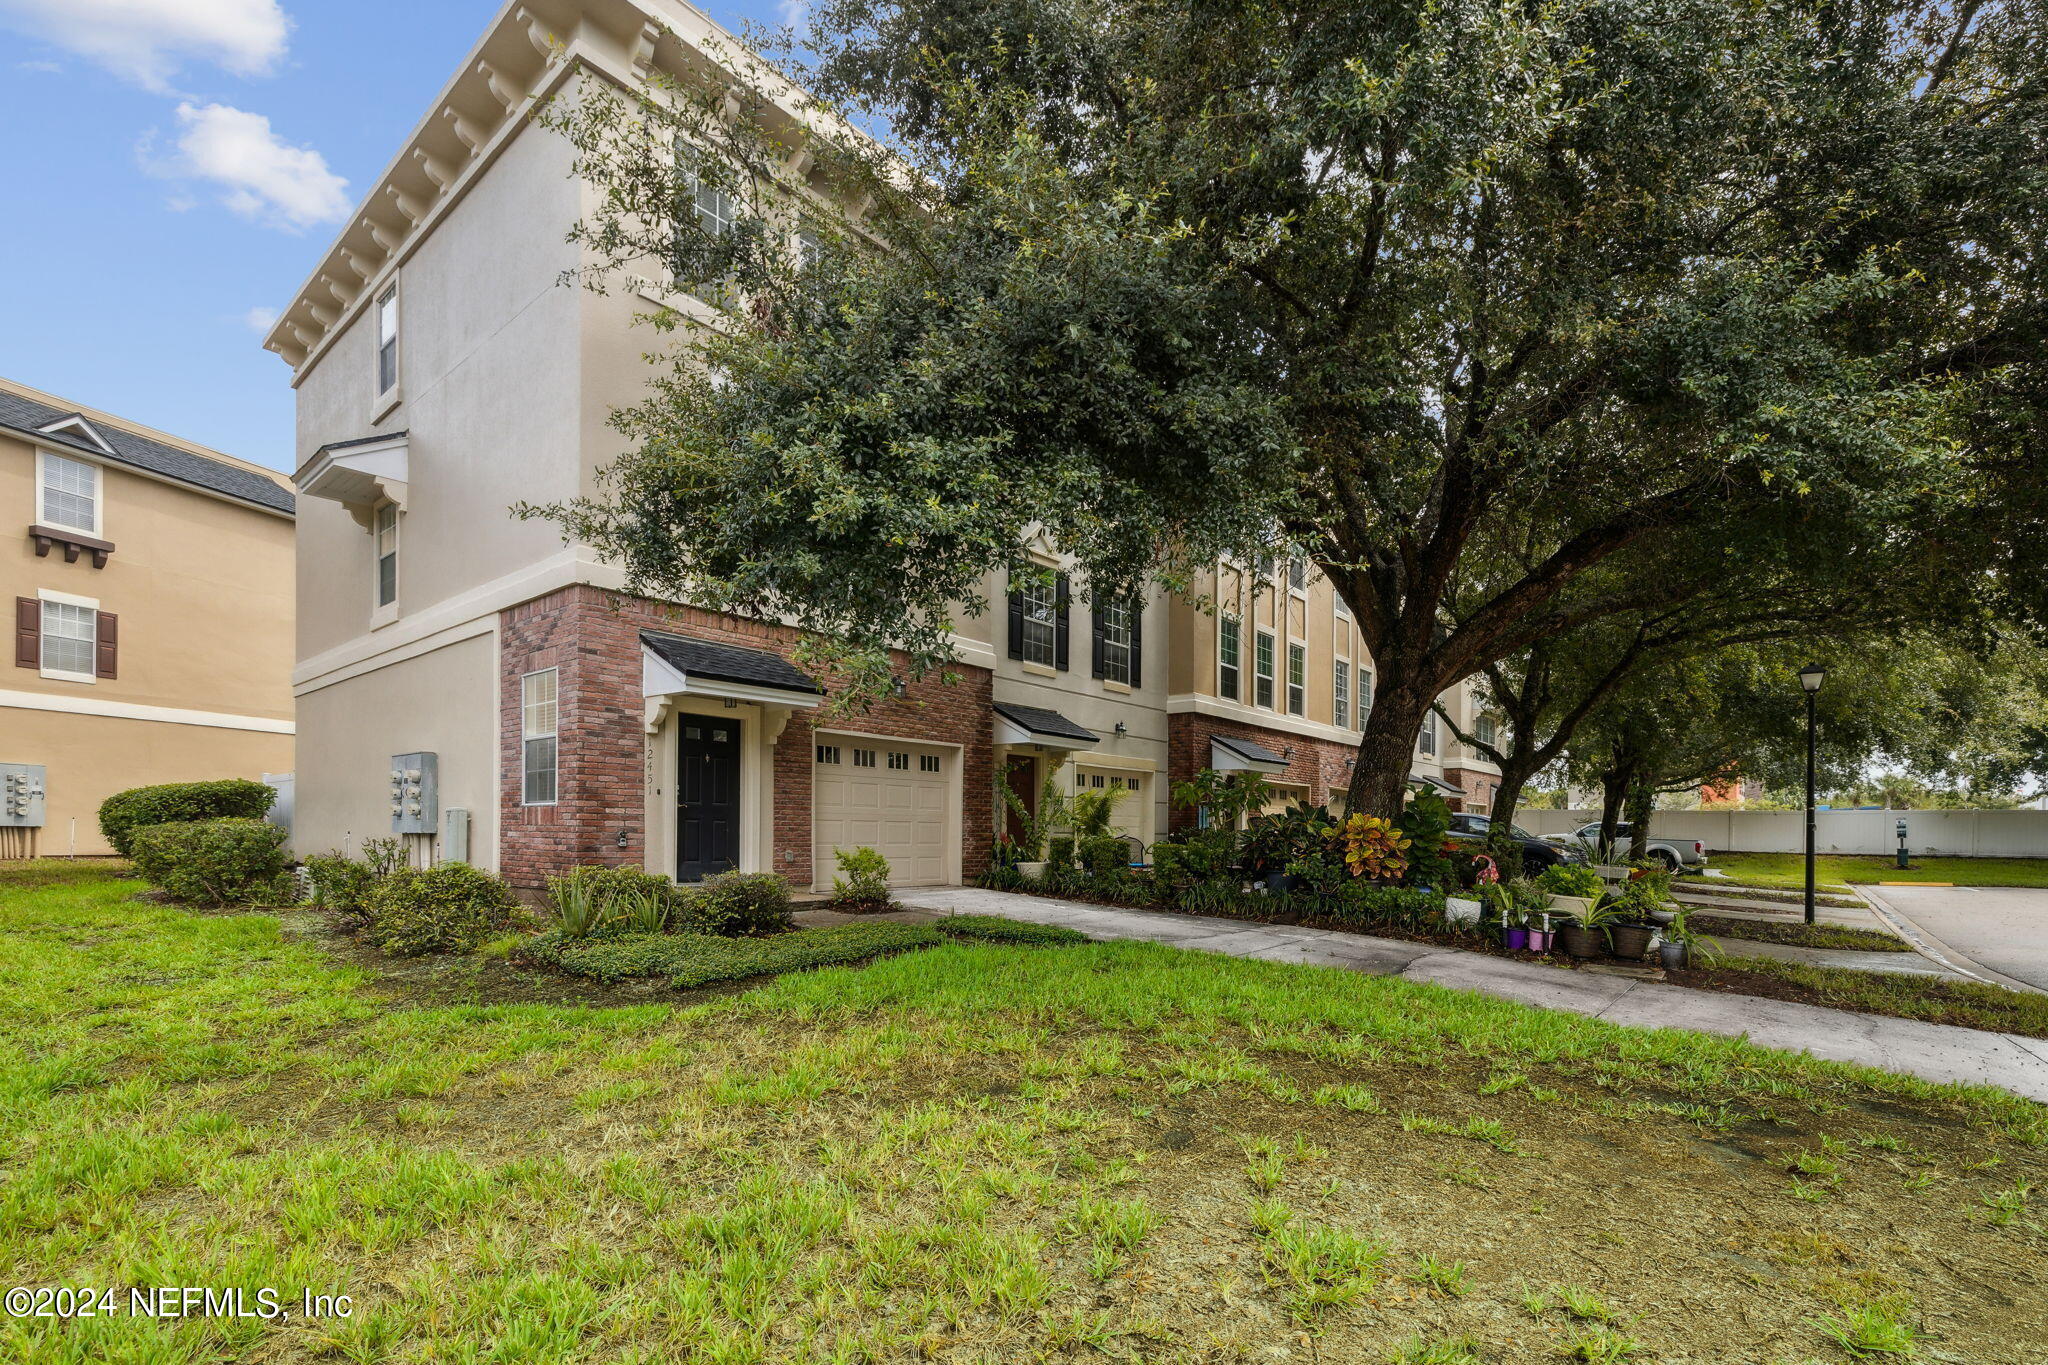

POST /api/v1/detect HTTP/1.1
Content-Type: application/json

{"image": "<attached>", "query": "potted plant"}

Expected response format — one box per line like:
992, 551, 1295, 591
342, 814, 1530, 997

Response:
1606, 879, 1663, 959
1561, 897, 1632, 958
1535, 863, 1604, 922
1527, 912, 1554, 954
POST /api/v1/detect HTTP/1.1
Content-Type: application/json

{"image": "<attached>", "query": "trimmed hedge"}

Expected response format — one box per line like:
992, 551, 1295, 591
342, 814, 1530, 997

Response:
933, 914, 1090, 946
369, 863, 517, 956
100, 779, 275, 856
693, 871, 796, 936
547, 865, 691, 927
522, 923, 943, 987
129, 818, 291, 907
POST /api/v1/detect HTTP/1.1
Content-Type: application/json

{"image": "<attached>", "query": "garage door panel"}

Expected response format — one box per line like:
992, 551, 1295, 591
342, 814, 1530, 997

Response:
812, 739, 956, 890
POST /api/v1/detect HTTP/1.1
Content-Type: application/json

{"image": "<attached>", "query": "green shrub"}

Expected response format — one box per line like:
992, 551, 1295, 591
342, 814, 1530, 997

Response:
933, 914, 1089, 945
692, 870, 795, 936
99, 779, 275, 856
1325, 885, 1447, 934
830, 846, 892, 905
1079, 835, 1129, 877
369, 862, 516, 956
304, 837, 407, 923
521, 922, 941, 986
1395, 789, 1454, 890
1535, 864, 1604, 900
547, 865, 686, 936
129, 818, 291, 907
1047, 835, 1077, 868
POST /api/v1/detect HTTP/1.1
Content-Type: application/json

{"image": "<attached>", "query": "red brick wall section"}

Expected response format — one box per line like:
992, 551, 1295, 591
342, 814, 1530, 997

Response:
499, 586, 993, 889
1165, 713, 1360, 830
1440, 767, 1492, 813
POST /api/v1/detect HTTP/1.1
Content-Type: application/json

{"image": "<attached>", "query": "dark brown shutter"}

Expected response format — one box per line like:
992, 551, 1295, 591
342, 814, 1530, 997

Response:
95, 612, 117, 679
1090, 600, 1106, 679
1053, 574, 1070, 672
14, 598, 37, 669
1006, 582, 1024, 660
1128, 597, 1143, 688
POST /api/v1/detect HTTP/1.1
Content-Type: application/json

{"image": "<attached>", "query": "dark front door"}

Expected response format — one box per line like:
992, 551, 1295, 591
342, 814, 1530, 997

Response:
677, 718, 742, 882
1004, 755, 1038, 845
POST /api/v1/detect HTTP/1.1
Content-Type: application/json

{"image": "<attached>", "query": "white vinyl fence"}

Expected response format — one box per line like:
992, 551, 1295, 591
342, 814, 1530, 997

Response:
1518, 808, 2048, 859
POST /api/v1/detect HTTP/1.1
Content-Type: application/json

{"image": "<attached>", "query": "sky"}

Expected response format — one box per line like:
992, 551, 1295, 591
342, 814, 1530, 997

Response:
0, 0, 783, 473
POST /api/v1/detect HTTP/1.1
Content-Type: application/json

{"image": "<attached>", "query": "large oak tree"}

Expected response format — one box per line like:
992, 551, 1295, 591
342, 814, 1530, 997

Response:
532, 0, 2046, 817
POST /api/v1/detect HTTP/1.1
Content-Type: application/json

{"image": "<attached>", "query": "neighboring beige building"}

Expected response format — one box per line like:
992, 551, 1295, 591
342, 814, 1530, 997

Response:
1, 377, 295, 857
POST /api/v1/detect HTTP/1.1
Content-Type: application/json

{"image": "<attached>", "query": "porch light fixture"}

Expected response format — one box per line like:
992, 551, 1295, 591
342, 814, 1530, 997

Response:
1113, 721, 1128, 736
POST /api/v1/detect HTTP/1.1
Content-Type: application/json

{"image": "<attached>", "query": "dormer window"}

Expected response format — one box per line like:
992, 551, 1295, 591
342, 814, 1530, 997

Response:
375, 285, 399, 397
38, 452, 100, 535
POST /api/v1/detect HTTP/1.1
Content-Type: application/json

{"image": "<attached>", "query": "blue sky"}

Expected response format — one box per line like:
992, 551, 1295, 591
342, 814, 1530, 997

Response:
0, 0, 779, 473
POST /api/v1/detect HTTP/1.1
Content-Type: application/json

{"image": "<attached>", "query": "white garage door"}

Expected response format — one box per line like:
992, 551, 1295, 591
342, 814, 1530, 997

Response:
812, 737, 953, 889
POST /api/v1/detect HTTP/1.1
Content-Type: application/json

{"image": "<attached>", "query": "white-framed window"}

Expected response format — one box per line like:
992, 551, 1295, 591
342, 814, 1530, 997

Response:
1100, 599, 1133, 685
887, 751, 910, 770
796, 228, 822, 267
39, 595, 97, 682
1418, 711, 1438, 757
1018, 577, 1056, 667
919, 754, 941, 773
38, 451, 101, 535
1288, 557, 1307, 592
853, 748, 876, 768
816, 745, 841, 764
1475, 716, 1497, 749
690, 162, 735, 237
1218, 614, 1241, 701
1254, 630, 1275, 709
373, 503, 398, 609
1334, 658, 1351, 729
375, 285, 399, 397
1287, 642, 1306, 716
1360, 666, 1375, 719
521, 669, 559, 805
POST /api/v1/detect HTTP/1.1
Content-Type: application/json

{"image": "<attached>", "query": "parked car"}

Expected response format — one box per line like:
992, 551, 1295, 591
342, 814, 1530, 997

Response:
1444, 812, 1586, 873
1552, 821, 1707, 872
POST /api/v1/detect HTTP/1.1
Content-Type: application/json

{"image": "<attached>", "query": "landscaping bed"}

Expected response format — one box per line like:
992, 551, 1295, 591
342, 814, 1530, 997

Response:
1686, 914, 1911, 953
1670, 954, 2048, 1037
2, 863, 2043, 1364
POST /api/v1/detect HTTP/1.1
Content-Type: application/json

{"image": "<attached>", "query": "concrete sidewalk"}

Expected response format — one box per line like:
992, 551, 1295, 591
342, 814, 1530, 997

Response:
896, 887, 2048, 1103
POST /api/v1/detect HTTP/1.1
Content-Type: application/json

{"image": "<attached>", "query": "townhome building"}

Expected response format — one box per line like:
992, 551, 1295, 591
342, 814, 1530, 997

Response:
1, 377, 295, 856
265, 0, 1498, 891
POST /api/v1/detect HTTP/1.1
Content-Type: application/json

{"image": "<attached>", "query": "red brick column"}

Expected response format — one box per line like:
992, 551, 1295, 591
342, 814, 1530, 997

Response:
1165, 712, 1361, 830
498, 587, 992, 889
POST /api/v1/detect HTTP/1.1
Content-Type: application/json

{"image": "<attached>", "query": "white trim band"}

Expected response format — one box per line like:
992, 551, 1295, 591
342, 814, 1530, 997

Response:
0, 689, 294, 734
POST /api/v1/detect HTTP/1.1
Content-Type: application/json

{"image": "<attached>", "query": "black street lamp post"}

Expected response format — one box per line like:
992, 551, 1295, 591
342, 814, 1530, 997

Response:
1798, 663, 1826, 926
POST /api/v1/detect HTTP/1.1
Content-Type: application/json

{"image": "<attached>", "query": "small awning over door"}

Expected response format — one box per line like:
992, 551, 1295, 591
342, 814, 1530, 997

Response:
1210, 734, 1289, 775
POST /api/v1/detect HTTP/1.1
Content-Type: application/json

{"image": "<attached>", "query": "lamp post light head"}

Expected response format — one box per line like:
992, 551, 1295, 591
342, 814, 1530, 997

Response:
1798, 662, 1826, 694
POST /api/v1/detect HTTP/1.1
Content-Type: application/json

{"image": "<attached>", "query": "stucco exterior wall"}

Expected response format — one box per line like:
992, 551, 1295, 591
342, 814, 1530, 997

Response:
293, 633, 499, 864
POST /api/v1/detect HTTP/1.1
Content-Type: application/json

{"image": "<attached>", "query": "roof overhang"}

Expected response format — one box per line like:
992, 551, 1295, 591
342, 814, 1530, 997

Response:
295, 432, 410, 512
1210, 734, 1289, 775
993, 702, 1098, 750
1410, 772, 1466, 797
641, 639, 823, 710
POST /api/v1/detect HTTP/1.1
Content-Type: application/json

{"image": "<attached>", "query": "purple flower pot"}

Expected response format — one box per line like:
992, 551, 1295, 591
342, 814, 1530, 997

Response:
1525, 929, 1552, 953
1503, 927, 1529, 951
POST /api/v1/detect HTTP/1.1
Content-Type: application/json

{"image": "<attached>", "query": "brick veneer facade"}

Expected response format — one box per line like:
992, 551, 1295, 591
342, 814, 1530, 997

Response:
1440, 766, 1495, 813
1165, 711, 1360, 830
498, 586, 993, 889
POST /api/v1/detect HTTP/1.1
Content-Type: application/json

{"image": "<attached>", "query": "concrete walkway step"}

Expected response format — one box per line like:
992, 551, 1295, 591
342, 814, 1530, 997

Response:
1709, 937, 1953, 977
897, 888, 2048, 1103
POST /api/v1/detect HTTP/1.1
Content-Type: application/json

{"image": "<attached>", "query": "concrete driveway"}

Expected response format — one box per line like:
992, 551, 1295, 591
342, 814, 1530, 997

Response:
1861, 885, 2048, 993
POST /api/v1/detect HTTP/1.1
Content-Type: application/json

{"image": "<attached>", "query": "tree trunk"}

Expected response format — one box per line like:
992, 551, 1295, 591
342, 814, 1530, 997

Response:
1596, 768, 1631, 854
1624, 781, 1656, 862
1345, 682, 1435, 819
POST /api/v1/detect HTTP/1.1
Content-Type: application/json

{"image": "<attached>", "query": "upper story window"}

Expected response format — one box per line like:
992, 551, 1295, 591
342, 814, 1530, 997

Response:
796, 229, 822, 267
1254, 630, 1275, 709
1360, 666, 1375, 718
38, 452, 99, 535
1009, 571, 1066, 670
1333, 658, 1351, 729
375, 286, 399, 398
1475, 716, 1497, 749
1094, 597, 1139, 686
373, 503, 399, 609
1218, 614, 1241, 701
1418, 711, 1438, 757
521, 668, 559, 805
1287, 642, 1306, 715
1288, 557, 1307, 592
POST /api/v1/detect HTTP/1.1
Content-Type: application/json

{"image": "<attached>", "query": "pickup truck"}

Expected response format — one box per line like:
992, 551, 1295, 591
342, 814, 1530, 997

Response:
1551, 821, 1707, 872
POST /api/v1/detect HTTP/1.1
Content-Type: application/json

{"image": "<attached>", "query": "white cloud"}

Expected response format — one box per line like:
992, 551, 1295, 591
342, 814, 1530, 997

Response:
777, 0, 811, 31
155, 101, 349, 232
242, 305, 280, 333
16, 58, 62, 73
0, 0, 288, 92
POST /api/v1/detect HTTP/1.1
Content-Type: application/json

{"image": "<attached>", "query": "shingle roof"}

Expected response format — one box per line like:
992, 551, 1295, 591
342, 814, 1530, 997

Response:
0, 389, 294, 515
993, 702, 1099, 744
641, 630, 822, 696
1213, 733, 1287, 766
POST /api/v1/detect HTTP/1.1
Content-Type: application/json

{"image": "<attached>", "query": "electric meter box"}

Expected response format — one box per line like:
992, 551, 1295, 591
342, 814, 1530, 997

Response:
1, 764, 47, 828
388, 752, 439, 834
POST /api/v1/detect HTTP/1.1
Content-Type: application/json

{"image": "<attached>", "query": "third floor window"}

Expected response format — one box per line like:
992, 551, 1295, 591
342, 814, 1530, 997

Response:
376, 285, 399, 397
39, 452, 99, 534
1254, 630, 1275, 709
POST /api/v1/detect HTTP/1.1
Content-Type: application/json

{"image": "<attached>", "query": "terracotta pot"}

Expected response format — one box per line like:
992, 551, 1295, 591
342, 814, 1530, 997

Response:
1609, 924, 1654, 959
1557, 923, 1603, 958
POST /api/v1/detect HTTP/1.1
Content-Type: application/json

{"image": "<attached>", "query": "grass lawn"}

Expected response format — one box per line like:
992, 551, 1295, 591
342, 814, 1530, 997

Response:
1679, 953, 2048, 1039
1709, 851, 2048, 889
1687, 914, 1911, 953
4, 862, 2046, 1364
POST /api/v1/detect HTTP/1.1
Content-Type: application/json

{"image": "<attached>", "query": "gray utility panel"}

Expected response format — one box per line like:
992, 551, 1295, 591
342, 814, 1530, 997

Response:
1, 764, 47, 827
389, 752, 439, 835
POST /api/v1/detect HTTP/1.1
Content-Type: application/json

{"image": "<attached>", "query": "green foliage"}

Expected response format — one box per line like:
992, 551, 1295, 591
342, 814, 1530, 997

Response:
1536, 864, 1604, 900
548, 865, 687, 938
1396, 791, 1454, 890
128, 818, 291, 908
303, 837, 408, 924
1046, 835, 1077, 868
932, 915, 1089, 946
831, 846, 892, 905
99, 779, 275, 857
1324, 886, 1448, 935
1068, 785, 1129, 840
368, 863, 517, 957
1171, 770, 1272, 830
692, 871, 796, 936
523, 923, 943, 987
1241, 803, 1337, 875
1077, 835, 1128, 878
